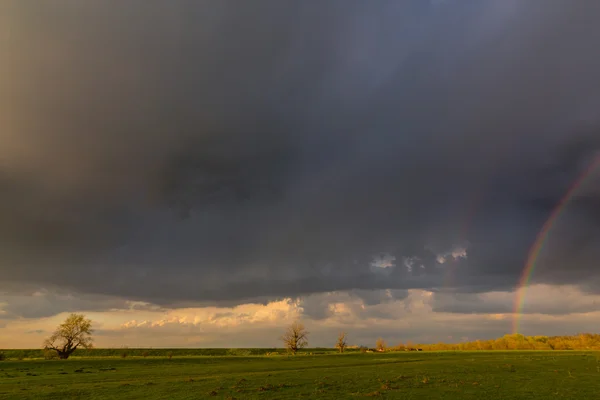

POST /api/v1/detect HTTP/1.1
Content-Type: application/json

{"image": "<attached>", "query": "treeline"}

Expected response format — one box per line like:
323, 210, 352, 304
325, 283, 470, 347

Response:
0, 347, 342, 360
406, 333, 600, 351
2, 334, 599, 360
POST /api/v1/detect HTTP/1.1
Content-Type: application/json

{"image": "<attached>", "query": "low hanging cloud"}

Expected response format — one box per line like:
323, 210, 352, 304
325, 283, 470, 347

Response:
0, 286, 163, 319
1, 0, 600, 316
431, 285, 600, 316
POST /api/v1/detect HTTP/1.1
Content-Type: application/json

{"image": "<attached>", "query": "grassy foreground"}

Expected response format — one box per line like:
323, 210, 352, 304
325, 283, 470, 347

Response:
1, 351, 598, 399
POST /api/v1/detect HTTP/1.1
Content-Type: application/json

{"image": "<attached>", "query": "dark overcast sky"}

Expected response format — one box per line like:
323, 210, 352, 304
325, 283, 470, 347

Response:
1, 0, 600, 313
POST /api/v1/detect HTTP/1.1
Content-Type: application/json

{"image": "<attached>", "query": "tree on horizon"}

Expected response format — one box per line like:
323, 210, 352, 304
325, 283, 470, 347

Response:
43, 313, 93, 359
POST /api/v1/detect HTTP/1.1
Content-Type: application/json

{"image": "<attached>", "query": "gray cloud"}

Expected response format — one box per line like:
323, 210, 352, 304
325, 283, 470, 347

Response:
25, 330, 45, 335
296, 289, 409, 320
0, 287, 149, 319
431, 287, 600, 316
1, 0, 600, 314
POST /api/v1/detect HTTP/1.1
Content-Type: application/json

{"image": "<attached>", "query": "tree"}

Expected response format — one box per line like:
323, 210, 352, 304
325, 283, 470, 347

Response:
375, 337, 387, 352
336, 332, 348, 353
43, 314, 93, 359
281, 321, 309, 355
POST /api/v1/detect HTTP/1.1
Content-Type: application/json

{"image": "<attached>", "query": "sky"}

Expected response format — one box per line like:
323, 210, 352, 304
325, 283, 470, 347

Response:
1, 0, 599, 348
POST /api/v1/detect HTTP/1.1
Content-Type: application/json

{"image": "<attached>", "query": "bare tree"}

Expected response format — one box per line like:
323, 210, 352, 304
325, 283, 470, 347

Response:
281, 321, 309, 354
43, 314, 93, 359
336, 332, 348, 353
375, 337, 387, 352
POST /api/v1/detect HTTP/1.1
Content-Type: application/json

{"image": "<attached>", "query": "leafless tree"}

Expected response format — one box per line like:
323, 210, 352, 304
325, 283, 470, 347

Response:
375, 337, 387, 352
281, 321, 309, 354
43, 314, 93, 359
336, 332, 348, 353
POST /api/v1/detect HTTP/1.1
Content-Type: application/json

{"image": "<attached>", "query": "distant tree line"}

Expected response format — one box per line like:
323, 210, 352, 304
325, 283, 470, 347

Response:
277, 322, 600, 353
398, 333, 600, 351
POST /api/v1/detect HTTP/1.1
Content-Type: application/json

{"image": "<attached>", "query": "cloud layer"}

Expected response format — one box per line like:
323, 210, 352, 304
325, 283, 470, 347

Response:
4, 285, 600, 348
1, 1, 600, 317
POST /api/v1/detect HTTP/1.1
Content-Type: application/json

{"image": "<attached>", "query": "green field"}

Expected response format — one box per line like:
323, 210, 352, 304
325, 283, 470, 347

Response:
1, 351, 598, 399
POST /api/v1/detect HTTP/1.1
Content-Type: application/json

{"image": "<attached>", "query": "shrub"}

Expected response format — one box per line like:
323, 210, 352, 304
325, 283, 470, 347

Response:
226, 349, 252, 356
142, 351, 150, 358
43, 349, 58, 360
0, 352, 5, 361
390, 343, 406, 352
167, 351, 173, 359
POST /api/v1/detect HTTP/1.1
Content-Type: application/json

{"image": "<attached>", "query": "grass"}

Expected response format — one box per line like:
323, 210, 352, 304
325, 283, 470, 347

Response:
0, 351, 598, 399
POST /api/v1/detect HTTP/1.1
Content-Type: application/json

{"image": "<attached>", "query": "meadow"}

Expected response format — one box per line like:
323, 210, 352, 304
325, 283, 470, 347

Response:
1, 351, 599, 399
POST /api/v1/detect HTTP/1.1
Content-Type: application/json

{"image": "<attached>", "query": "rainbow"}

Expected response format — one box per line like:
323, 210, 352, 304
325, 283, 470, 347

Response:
512, 153, 600, 334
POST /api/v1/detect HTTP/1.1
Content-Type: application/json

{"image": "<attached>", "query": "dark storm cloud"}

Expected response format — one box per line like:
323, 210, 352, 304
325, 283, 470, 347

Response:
2, 0, 600, 313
